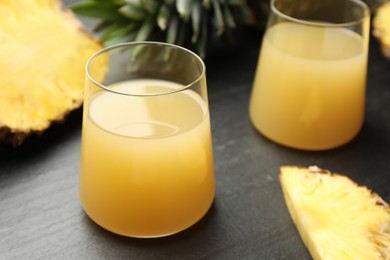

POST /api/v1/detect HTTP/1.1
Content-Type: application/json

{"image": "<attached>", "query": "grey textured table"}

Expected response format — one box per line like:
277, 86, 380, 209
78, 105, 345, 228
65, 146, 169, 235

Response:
1, 3, 390, 259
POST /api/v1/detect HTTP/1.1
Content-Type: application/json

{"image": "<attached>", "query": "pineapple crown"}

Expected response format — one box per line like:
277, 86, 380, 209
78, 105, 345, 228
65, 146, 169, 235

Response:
71, 0, 268, 58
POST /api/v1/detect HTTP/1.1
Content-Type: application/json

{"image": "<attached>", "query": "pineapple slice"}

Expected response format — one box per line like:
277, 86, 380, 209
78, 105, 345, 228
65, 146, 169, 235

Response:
0, 0, 107, 146
373, 1, 390, 60
280, 166, 390, 259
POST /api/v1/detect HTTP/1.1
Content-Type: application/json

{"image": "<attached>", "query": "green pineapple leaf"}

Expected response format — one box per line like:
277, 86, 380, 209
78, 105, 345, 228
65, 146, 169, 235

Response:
70, 2, 119, 19
157, 5, 171, 30
135, 17, 155, 41
176, 0, 193, 21
141, 0, 160, 14
119, 4, 148, 20
211, 0, 224, 36
191, 0, 202, 43
167, 15, 179, 44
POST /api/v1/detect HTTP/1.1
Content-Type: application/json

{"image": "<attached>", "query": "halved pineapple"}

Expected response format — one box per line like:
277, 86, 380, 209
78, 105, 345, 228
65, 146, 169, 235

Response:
373, 1, 390, 60
0, 0, 107, 146
280, 166, 390, 259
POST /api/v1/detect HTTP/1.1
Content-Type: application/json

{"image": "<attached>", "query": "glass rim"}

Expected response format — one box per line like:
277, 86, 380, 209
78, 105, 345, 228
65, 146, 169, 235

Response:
271, 0, 370, 28
86, 41, 206, 97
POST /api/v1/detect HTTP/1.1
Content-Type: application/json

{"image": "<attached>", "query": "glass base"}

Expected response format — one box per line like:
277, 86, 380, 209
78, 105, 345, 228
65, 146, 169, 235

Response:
81, 198, 215, 238
249, 117, 362, 151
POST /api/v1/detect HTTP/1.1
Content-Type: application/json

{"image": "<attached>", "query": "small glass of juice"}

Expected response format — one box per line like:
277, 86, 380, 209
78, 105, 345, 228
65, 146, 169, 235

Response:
249, 0, 370, 150
80, 42, 215, 238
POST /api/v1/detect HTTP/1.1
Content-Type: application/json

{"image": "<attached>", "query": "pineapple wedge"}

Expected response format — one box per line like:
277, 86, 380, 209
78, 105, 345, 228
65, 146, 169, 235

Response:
0, 0, 107, 146
373, 1, 390, 60
280, 166, 390, 259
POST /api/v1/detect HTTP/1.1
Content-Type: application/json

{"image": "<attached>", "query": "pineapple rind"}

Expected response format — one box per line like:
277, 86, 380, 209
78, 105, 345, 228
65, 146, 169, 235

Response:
280, 166, 390, 260
0, 0, 107, 145
373, 1, 390, 60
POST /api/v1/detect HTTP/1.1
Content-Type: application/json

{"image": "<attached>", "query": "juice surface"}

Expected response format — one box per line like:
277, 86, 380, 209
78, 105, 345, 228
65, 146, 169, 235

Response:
80, 79, 215, 237
250, 22, 368, 150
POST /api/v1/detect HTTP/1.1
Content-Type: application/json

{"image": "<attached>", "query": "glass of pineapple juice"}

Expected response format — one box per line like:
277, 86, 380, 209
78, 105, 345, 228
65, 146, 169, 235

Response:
80, 42, 215, 238
249, 0, 370, 150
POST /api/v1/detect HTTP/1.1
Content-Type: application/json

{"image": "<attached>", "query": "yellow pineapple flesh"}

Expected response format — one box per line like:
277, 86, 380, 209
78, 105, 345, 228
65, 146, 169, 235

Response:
373, 1, 390, 60
0, 0, 107, 146
280, 166, 390, 259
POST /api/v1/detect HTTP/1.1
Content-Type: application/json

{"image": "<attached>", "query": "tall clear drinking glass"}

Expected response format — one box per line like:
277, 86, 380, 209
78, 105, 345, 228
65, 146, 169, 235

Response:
80, 42, 215, 238
249, 0, 370, 150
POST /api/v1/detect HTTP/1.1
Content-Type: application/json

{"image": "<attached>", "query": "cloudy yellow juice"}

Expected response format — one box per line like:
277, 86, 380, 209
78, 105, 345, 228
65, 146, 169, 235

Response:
80, 79, 215, 237
250, 22, 368, 150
